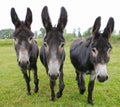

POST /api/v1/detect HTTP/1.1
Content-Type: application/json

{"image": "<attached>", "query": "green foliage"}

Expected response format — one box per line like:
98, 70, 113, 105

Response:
0, 29, 14, 39
40, 27, 45, 37
83, 27, 92, 37
0, 36, 120, 107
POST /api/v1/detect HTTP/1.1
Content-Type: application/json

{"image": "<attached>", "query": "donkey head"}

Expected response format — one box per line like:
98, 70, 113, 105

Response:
90, 16, 114, 82
11, 8, 34, 70
41, 6, 67, 80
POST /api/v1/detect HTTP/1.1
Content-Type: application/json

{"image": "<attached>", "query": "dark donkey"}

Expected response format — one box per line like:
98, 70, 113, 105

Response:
10, 8, 39, 95
40, 6, 67, 101
70, 16, 114, 104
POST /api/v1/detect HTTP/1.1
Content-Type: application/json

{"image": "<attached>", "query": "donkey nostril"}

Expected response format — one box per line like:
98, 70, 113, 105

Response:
106, 76, 108, 80
97, 75, 100, 79
18, 61, 20, 65
27, 61, 29, 65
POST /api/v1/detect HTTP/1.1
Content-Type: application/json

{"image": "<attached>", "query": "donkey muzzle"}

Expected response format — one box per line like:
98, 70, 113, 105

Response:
48, 60, 60, 81
18, 49, 30, 69
95, 64, 108, 82
18, 60, 30, 69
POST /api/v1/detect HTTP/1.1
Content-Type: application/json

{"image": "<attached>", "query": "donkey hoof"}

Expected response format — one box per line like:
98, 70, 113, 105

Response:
34, 88, 39, 93
80, 90, 85, 94
27, 92, 31, 95
79, 89, 85, 94
88, 100, 94, 105
56, 92, 62, 98
50, 98, 55, 102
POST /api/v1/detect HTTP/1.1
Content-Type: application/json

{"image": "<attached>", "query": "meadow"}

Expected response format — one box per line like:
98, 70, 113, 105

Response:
0, 36, 120, 107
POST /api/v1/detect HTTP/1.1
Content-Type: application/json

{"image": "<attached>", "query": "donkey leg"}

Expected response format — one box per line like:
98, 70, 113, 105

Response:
56, 70, 65, 98
75, 70, 79, 81
50, 80, 56, 101
33, 65, 39, 93
22, 71, 31, 95
76, 70, 80, 89
78, 72, 86, 94
88, 72, 96, 105
88, 80, 95, 105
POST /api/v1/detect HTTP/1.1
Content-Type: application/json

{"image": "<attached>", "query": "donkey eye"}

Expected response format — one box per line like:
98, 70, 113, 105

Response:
14, 38, 18, 44
14, 37, 17, 41
92, 48, 96, 53
60, 42, 65, 48
29, 36, 33, 40
44, 42, 48, 48
28, 36, 33, 44
92, 48, 98, 57
108, 48, 112, 52
28, 36, 33, 41
107, 48, 112, 55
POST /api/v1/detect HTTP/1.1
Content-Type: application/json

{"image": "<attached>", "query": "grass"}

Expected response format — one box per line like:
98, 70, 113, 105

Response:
0, 36, 120, 107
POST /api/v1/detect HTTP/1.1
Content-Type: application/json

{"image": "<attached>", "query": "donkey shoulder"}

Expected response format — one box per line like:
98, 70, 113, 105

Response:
31, 40, 39, 58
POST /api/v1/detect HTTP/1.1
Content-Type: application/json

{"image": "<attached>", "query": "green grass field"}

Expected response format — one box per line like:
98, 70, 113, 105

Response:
0, 36, 120, 107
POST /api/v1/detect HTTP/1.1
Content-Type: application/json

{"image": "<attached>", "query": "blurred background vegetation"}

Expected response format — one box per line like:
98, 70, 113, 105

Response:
0, 26, 119, 39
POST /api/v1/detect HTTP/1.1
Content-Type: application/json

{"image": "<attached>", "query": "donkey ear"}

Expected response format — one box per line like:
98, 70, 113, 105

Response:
25, 8, 32, 28
41, 6, 52, 32
103, 17, 114, 40
57, 7, 67, 33
92, 16, 101, 39
10, 8, 21, 28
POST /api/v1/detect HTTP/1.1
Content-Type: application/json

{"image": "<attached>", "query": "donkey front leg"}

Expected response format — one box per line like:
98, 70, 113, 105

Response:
33, 66, 39, 93
50, 80, 56, 101
78, 72, 86, 94
75, 70, 79, 81
88, 72, 96, 105
56, 70, 65, 98
22, 70, 31, 95
88, 80, 95, 105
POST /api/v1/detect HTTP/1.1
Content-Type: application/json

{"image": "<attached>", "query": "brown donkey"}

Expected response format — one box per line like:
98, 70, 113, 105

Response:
11, 8, 39, 95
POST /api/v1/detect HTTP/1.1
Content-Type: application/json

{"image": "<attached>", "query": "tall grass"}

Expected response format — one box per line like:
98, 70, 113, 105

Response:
0, 36, 120, 107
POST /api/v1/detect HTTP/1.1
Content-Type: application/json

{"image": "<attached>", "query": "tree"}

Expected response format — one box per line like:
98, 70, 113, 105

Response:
0, 29, 14, 39
64, 29, 67, 37
40, 27, 45, 37
78, 28, 82, 38
34, 31, 38, 38
73, 29, 76, 37
83, 27, 92, 37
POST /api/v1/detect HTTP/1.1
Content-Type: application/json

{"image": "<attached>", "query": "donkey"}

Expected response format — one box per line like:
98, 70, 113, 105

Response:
10, 8, 39, 95
40, 6, 67, 101
70, 16, 114, 104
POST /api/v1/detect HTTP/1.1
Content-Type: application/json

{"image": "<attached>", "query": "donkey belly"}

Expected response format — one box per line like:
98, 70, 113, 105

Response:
70, 52, 94, 73
70, 40, 94, 73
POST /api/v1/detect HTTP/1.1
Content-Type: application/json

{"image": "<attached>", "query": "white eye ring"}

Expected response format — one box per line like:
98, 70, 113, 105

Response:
28, 37, 33, 44
14, 38, 18, 45
60, 42, 65, 48
107, 48, 112, 56
92, 47, 98, 57
44, 42, 49, 53
108, 48, 112, 53
44, 42, 48, 48
29, 36, 33, 40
